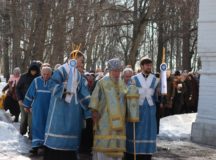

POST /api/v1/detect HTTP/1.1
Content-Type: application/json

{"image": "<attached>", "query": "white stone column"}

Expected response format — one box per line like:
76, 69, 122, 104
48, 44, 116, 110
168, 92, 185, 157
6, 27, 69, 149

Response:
191, 0, 216, 146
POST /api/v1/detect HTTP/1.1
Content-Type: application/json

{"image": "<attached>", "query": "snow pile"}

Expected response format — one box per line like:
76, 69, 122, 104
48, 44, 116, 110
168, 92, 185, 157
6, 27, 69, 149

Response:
0, 75, 6, 82
158, 113, 196, 140
0, 110, 30, 154
0, 121, 20, 151
0, 82, 7, 96
0, 110, 11, 123
0, 81, 30, 155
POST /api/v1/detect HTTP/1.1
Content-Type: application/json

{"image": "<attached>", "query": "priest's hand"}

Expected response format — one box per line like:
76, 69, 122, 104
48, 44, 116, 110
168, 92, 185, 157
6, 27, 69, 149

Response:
24, 107, 31, 113
18, 100, 23, 107
92, 110, 100, 124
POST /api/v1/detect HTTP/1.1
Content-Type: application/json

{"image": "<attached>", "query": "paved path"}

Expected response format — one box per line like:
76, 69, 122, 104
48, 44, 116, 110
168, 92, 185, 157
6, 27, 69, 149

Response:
1, 110, 216, 160
153, 140, 216, 160
1, 140, 216, 160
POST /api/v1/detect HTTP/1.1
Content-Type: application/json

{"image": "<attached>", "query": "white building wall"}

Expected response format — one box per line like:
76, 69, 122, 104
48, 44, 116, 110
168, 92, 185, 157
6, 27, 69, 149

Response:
191, 0, 216, 146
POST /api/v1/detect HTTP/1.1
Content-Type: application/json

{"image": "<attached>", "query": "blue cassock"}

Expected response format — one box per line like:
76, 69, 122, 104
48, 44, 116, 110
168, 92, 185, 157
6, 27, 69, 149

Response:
126, 73, 158, 154
23, 76, 51, 148
44, 65, 91, 151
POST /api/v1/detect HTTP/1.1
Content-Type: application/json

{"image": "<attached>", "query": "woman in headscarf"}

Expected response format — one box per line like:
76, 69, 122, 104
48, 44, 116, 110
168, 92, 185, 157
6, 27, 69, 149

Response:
2, 67, 21, 122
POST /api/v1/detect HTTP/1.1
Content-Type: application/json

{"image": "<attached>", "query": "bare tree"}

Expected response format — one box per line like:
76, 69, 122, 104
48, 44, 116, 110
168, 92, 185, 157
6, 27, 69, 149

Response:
128, 0, 159, 69
48, 0, 69, 66
0, 0, 10, 80
0, 0, 199, 75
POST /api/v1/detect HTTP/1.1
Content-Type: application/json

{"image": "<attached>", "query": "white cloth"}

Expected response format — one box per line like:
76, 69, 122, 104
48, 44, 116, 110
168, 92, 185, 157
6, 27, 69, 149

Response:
137, 73, 155, 106
92, 152, 122, 160
63, 61, 78, 104
160, 70, 167, 94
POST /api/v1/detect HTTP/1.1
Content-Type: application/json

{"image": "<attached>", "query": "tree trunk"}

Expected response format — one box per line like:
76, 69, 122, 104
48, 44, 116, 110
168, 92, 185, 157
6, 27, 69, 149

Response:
156, 22, 163, 72
10, 0, 22, 69
156, 0, 164, 72
176, 37, 181, 70
2, 13, 10, 80
128, 0, 158, 69
32, 0, 52, 61
182, 21, 191, 71
72, 0, 89, 49
50, 0, 68, 67
85, 23, 96, 70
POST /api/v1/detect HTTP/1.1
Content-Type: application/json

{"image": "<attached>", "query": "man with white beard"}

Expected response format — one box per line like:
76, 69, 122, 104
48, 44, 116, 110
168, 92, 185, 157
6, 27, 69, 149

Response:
89, 58, 127, 160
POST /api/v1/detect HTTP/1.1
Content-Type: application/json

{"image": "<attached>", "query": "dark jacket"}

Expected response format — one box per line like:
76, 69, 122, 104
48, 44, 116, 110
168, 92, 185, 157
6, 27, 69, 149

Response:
16, 63, 40, 101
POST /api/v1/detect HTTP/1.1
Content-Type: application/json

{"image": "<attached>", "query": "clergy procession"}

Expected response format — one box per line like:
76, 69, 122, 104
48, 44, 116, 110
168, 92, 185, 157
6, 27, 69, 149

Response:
0, 48, 199, 160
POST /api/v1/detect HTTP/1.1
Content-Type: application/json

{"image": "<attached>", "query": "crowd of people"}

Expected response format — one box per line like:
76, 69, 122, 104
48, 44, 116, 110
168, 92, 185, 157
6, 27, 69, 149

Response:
0, 49, 199, 160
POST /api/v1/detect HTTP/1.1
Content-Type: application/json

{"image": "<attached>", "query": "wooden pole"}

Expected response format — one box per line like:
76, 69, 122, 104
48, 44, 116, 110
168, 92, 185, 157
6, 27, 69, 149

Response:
162, 47, 165, 63
133, 122, 136, 160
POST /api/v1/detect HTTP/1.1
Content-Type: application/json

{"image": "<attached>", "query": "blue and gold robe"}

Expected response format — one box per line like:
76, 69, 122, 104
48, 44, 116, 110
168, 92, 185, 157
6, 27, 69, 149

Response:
23, 76, 51, 148
44, 64, 91, 151
89, 76, 127, 158
126, 73, 159, 155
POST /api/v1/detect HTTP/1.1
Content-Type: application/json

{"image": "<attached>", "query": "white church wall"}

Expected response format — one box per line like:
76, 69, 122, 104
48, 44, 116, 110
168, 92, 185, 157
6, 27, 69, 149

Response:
191, 0, 216, 146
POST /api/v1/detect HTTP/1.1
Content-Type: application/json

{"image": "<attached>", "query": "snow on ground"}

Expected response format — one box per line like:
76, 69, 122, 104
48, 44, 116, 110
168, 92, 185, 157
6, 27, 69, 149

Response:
158, 113, 196, 141
0, 110, 31, 155
0, 109, 31, 160
0, 81, 32, 159
0, 75, 6, 82
0, 81, 7, 96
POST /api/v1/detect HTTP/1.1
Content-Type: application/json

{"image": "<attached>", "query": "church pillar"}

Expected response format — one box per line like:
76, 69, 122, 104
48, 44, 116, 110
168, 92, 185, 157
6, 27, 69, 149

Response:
191, 0, 216, 146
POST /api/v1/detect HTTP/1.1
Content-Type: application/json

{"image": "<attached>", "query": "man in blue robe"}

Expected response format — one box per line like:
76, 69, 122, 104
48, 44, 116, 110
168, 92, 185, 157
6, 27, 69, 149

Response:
43, 50, 91, 160
126, 57, 159, 160
23, 66, 53, 155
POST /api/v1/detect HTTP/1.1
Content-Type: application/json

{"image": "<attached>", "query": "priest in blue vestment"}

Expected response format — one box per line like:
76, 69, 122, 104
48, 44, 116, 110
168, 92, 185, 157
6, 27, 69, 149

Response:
126, 57, 159, 160
23, 66, 52, 155
43, 50, 91, 160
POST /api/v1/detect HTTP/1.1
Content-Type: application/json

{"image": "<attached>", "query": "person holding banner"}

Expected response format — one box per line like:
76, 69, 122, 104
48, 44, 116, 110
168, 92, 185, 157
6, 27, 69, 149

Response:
160, 69, 175, 117
126, 57, 159, 160
43, 49, 91, 160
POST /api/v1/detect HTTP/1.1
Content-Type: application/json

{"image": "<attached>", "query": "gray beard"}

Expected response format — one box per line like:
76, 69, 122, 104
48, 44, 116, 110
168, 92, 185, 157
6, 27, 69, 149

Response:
110, 76, 119, 84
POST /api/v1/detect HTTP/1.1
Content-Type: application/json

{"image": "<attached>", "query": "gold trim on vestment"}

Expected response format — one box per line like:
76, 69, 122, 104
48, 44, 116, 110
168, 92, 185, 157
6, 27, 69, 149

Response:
105, 152, 124, 157
94, 135, 126, 140
100, 79, 125, 132
126, 95, 139, 99
93, 147, 126, 152
127, 117, 139, 122
94, 147, 125, 157
126, 84, 140, 122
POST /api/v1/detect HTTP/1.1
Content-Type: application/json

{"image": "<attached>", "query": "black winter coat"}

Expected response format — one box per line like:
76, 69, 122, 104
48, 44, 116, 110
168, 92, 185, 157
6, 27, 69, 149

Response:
16, 63, 40, 101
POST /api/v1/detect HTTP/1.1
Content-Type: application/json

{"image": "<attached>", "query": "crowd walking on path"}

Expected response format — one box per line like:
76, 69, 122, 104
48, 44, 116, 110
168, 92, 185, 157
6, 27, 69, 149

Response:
0, 48, 199, 160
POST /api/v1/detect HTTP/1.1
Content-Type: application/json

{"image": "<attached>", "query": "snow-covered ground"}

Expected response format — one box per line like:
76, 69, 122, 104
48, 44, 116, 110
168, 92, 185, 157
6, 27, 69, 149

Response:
0, 80, 32, 159
158, 113, 196, 141
0, 110, 31, 160
0, 81, 7, 96
0, 75, 6, 83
